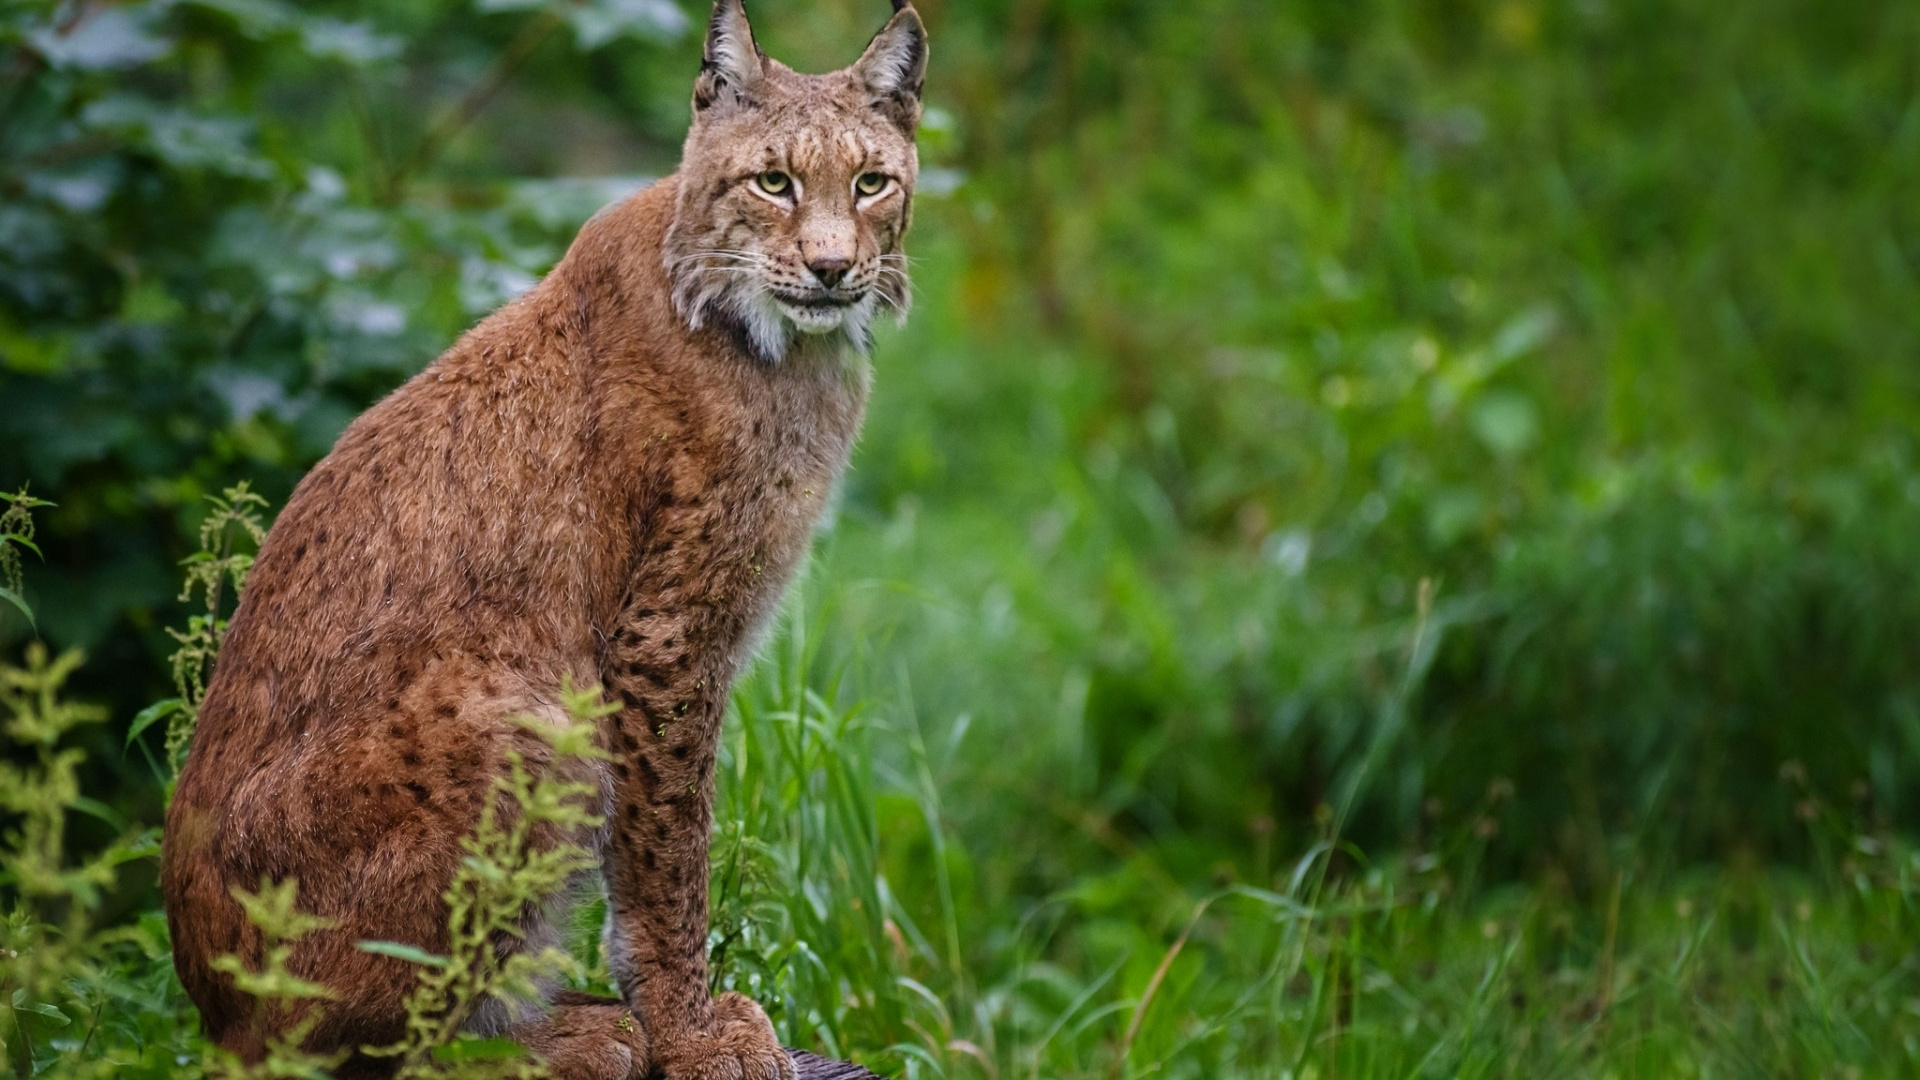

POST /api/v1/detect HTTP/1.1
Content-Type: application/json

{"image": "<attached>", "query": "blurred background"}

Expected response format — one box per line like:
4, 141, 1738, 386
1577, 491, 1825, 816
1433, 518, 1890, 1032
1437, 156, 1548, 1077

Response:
3, 0, 1918, 1075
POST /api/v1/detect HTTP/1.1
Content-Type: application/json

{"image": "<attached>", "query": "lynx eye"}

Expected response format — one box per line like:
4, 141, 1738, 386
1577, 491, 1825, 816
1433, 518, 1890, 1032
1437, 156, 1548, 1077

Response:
855, 172, 889, 197
755, 171, 793, 197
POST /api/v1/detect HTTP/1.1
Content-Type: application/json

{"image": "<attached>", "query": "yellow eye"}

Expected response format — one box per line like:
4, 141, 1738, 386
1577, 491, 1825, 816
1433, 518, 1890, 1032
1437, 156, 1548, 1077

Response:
855, 172, 888, 197
756, 171, 792, 196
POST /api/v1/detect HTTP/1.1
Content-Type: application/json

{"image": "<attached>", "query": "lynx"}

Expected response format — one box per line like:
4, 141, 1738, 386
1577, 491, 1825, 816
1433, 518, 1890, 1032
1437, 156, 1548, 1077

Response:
160, 3, 928, 1078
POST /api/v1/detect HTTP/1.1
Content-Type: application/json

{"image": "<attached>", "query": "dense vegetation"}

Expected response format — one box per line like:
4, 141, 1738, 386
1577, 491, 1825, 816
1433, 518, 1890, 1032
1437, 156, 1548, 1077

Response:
3, 0, 1918, 1075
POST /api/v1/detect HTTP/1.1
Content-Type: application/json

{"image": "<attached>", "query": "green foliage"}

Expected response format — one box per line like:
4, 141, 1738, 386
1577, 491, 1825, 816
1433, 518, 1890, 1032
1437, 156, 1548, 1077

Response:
0, 0, 685, 680
362, 678, 615, 1079
1, 644, 107, 1075
703, 593, 1920, 1079
153, 483, 267, 774
0, 643, 160, 1079
0, 489, 53, 631
0, 647, 111, 910
815, 0, 1920, 875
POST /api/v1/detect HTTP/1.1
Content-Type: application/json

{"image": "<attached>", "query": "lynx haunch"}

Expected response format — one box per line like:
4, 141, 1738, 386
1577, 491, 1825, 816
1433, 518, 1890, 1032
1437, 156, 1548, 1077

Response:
160, 3, 929, 1078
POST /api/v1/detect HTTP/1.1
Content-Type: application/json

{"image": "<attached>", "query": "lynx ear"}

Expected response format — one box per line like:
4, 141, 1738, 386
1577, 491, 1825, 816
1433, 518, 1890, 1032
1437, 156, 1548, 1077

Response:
693, 0, 766, 114
852, 2, 928, 130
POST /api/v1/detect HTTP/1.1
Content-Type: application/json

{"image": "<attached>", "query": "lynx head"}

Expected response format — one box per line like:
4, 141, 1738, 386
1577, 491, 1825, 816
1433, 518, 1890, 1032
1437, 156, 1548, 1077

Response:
664, 0, 927, 362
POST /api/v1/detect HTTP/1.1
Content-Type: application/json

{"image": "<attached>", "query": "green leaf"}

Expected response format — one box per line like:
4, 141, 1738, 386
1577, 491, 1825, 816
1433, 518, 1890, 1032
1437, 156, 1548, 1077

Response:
68, 796, 128, 831
1489, 304, 1559, 365
355, 940, 448, 968
1469, 390, 1540, 459
179, 0, 298, 38
431, 1036, 529, 1063
0, 532, 43, 558
127, 699, 185, 747
301, 19, 403, 64
79, 97, 274, 180
107, 830, 164, 866
8, 990, 70, 1027
0, 586, 34, 628
563, 0, 689, 50
29, 7, 171, 71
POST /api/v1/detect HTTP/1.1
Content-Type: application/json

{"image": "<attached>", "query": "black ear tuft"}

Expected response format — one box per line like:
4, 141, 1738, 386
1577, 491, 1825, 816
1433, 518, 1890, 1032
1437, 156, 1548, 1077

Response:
853, 4, 928, 129
693, 0, 766, 114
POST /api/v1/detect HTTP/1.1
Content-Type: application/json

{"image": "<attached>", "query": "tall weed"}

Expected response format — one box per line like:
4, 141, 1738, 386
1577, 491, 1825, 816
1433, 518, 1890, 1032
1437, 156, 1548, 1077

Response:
125, 485, 269, 778
0, 500, 164, 1074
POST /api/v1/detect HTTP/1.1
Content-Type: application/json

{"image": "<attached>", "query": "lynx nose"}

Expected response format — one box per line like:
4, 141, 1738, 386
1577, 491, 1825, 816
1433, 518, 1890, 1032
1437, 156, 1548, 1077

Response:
806, 255, 852, 288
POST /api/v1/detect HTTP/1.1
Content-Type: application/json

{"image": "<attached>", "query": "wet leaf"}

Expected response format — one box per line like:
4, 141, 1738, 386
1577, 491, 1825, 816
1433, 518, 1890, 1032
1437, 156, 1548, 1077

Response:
30, 8, 170, 71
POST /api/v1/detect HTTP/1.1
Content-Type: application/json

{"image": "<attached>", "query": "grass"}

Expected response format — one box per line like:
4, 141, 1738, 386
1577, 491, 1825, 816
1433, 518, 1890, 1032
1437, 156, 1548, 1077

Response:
10, 503, 1916, 1078
702, 574, 1920, 1080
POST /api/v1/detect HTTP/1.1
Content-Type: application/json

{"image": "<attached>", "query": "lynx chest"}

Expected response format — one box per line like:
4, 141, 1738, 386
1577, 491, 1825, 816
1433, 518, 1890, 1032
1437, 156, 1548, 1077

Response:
611, 352, 869, 662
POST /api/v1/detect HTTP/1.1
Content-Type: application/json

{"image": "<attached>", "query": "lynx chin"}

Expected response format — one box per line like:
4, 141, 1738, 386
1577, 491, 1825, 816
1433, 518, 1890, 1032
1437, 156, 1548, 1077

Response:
160, 3, 929, 1079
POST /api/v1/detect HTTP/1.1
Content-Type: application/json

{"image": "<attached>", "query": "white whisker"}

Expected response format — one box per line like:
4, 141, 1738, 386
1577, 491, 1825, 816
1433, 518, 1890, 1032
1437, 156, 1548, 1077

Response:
666, 249, 770, 268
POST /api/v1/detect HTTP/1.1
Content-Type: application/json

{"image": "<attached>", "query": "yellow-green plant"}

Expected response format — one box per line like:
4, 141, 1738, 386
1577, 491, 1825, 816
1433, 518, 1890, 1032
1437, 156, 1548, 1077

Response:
202, 879, 347, 1080
0, 487, 53, 631
126, 483, 270, 776
359, 678, 615, 1078
0, 494, 162, 1079
0, 645, 122, 1076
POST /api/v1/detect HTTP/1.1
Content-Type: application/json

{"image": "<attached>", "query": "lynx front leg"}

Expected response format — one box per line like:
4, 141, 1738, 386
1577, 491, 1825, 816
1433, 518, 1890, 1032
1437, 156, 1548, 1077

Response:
601, 612, 793, 1080
508, 993, 652, 1080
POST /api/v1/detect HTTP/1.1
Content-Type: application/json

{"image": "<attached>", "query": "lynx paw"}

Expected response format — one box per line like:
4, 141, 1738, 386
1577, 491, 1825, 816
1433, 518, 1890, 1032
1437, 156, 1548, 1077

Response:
658, 993, 795, 1080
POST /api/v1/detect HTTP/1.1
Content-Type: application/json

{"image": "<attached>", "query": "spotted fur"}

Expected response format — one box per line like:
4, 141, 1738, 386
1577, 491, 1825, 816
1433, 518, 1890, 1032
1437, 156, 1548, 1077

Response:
160, 4, 927, 1078
667, 0, 924, 362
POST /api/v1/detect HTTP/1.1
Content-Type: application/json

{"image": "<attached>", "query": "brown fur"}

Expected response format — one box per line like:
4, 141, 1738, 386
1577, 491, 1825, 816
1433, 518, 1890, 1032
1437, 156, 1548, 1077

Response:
160, 4, 927, 1078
